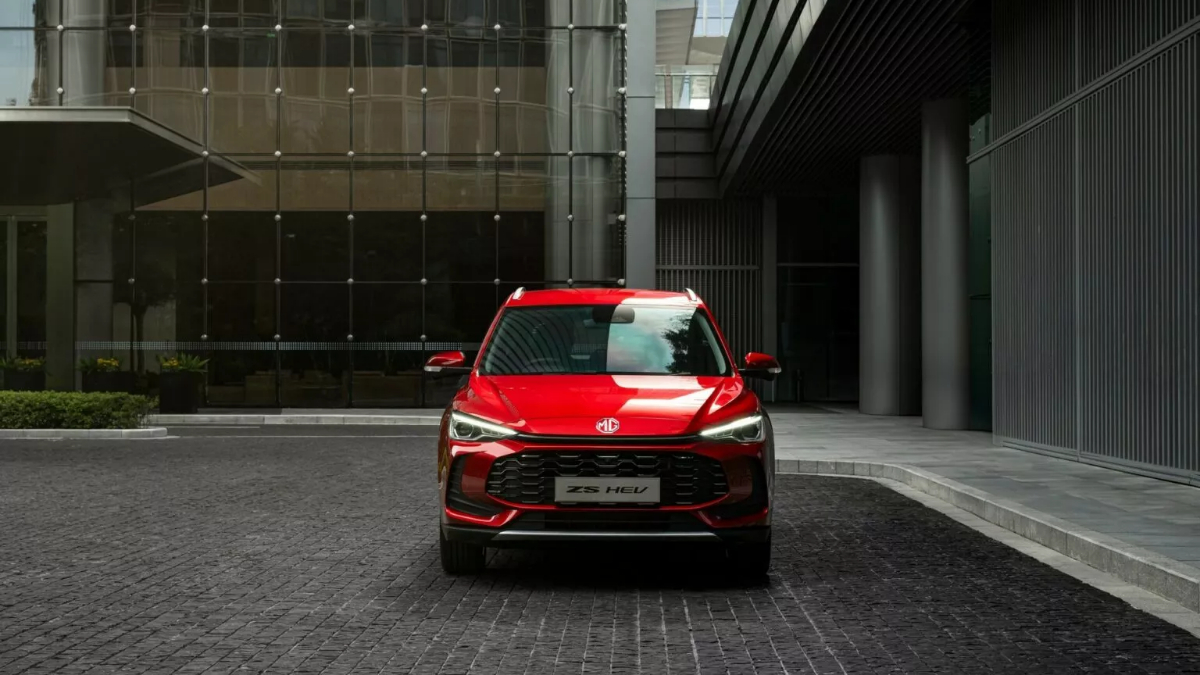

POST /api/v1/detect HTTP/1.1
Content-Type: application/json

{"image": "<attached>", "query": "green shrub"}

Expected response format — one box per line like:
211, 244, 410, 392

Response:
0, 391, 157, 429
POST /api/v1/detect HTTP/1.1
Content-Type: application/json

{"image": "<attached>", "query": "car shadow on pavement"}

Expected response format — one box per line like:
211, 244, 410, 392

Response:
479, 544, 770, 590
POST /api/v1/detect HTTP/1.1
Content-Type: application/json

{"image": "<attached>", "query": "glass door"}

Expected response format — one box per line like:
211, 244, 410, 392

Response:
3, 214, 48, 384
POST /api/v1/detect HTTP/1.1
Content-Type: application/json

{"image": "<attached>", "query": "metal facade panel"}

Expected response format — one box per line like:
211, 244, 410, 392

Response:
655, 200, 763, 358
1079, 0, 1200, 84
992, 0, 1074, 137
992, 112, 1077, 450
1077, 35, 1200, 473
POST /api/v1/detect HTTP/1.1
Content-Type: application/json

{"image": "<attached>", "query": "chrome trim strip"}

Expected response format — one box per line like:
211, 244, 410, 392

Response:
491, 530, 721, 542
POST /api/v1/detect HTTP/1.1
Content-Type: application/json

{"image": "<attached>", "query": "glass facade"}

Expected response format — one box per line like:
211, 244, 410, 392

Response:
2, 0, 628, 407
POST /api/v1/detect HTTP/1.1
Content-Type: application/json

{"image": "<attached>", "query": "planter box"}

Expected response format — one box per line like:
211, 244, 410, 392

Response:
158, 371, 202, 414
3, 370, 45, 391
82, 371, 135, 394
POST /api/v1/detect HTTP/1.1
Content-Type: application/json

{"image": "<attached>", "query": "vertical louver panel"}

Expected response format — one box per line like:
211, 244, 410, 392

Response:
1079, 0, 1200, 84
1077, 35, 1200, 474
992, 0, 1074, 136
655, 200, 763, 359
992, 113, 1076, 450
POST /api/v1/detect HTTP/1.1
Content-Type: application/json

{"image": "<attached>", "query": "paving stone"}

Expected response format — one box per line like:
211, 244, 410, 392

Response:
0, 438, 1198, 674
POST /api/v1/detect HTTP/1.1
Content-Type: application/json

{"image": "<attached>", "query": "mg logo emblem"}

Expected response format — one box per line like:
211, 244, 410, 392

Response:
596, 418, 620, 434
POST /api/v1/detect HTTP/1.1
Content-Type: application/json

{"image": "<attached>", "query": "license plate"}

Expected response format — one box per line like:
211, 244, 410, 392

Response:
553, 477, 661, 503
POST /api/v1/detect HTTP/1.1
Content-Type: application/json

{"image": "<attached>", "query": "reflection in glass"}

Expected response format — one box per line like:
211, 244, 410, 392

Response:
424, 283, 498, 345
63, 30, 132, 107
208, 30, 278, 154
280, 160, 351, 210
0, 30, 54, 107
136, 30, 205, 140
426, 213, 496, 282
282, 28, 350, 153
480, 306, 729, 376
208, 213, 277, 281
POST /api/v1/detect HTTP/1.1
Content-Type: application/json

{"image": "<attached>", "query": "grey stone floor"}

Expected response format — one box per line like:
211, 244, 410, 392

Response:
767, 407, 1200, 568
3, 438, 1199, 674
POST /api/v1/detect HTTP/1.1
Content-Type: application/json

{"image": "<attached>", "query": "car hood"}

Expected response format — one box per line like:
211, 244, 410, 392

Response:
461, 374, 750, 437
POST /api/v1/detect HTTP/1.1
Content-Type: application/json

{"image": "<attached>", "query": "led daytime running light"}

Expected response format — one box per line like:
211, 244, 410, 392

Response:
450, 411, 517, 440
699, 414, 764, 438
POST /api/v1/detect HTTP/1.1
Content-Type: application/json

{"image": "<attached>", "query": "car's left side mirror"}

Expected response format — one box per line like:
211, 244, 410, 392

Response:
424, 351, 472, 377
739, 352, 781, 381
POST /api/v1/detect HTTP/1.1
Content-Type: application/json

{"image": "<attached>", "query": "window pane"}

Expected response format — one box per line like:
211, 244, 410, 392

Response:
497, 211, 543, 282
426, 29, 496, 154
282, 28, 351, 153
0, 30, 55, 106
209, 30, 279, 154
426, 157, 496, 211
279, 283, 349, 406
425, 213, 496, 282
353, 156, 423, 210
64, 30, 133, 106
279, 159, 350, 210
208, 213, 278, 281
353, 212, 423, 281
572, 29, 619, 153
424, 283, 497, 345
281, 213, 351, 281
207, 283, 278, 406
136, 30, 205, 141
208, 158, 280, 211
16, 221, 47, 350
351, 281, 424, 406
356, 0, 422, 27
498, 30, 558, 154
352, 31, 422, 153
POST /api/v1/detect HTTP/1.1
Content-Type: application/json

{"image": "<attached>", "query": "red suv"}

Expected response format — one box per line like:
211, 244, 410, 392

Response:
426, 288, 780, 577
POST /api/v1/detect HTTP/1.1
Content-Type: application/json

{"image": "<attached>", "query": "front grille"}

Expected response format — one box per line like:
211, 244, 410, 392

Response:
486, 452, 729, 506
446, 456, 503, 517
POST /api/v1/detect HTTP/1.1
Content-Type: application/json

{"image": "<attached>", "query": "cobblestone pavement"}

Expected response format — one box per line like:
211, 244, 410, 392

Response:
2, 436, 1199, 674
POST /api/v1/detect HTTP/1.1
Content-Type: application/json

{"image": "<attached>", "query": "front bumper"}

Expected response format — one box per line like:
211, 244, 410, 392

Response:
443, 523, 771, 547
440, 436, 772, 544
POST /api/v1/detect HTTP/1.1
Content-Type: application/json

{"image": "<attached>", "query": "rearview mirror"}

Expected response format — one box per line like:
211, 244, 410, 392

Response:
424, 351, 471, 376
739, 352, 781, 381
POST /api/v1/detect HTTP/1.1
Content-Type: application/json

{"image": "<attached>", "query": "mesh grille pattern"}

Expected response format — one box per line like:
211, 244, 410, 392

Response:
486, 452, 729, 506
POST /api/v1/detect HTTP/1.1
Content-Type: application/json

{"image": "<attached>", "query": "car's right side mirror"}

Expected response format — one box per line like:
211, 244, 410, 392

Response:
424, 351, 472, 377
739, 352, 781, 381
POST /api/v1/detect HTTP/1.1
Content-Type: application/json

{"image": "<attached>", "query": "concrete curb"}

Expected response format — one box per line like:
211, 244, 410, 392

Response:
777, 459, 1200, 613
146, 414, 441, 426
0, 428, 169, 440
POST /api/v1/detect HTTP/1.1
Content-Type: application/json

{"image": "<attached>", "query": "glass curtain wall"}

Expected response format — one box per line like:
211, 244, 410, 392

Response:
0, 0, 627, 407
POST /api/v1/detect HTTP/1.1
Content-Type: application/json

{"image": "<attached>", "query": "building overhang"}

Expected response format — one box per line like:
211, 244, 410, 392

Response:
657, 0, 697, 65
0, 107, 251, 206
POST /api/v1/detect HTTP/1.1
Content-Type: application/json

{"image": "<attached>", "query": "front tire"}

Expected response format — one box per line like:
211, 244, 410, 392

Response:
440, 530, 486, 575
727, 539, 771, 578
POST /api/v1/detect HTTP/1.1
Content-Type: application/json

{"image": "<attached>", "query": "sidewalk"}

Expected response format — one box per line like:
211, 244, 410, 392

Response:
768, 405, 1200, 612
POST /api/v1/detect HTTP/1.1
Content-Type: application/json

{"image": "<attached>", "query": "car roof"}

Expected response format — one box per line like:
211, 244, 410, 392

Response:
502, 288, 704, 308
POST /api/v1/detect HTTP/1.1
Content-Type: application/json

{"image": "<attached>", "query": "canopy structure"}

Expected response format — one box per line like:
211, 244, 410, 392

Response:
0, 107, 252, 206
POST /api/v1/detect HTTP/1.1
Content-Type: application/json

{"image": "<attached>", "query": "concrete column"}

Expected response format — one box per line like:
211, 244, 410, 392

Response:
45, 204, 76, 391
921, 99, 970, 429
624, 0, 657, 289
860, 155, 922, 416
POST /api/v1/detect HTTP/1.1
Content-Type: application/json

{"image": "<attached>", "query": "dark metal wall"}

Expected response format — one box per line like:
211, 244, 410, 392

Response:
987, 0, 1200, 481
656, 200, 763, 358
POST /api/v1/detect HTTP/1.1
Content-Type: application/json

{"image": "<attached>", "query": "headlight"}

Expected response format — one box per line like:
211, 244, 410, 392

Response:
699, 414, 764, 443
449, 411, 517, 442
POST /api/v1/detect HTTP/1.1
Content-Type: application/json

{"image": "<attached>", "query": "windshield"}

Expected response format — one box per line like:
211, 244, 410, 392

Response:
480, 305, 731, 376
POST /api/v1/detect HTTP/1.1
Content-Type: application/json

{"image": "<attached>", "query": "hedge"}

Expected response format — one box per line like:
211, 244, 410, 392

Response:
0, 391, 156, 430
